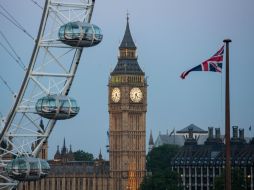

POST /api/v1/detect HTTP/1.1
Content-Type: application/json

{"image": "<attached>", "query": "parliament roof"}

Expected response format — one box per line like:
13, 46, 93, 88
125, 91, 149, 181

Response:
172, 143, 254, 166
177, 124, 208, 134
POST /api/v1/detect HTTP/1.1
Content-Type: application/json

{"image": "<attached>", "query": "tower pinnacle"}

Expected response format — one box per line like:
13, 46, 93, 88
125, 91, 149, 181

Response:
127, 11, 130, 22
111, 16, 144, 75
149, 130, 154, 146
61, 138, 67, 154
119, 14, 136, 50
99, 148, 103, 160
148, 130, 154, 152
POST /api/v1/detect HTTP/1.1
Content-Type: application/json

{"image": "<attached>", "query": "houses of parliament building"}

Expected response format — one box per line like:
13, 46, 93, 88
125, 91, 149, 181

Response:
18, 16, 147, 190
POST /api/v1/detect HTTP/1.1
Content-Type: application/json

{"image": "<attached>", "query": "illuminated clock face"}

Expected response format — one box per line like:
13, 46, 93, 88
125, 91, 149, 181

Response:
130, 87, 143, 103
111, 88, 121, 102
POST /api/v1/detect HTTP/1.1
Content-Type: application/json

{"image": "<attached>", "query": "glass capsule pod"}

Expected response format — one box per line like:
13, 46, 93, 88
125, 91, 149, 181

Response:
58, 21, 103, 47
35, 95, 80, 120
6, 157, 50, 181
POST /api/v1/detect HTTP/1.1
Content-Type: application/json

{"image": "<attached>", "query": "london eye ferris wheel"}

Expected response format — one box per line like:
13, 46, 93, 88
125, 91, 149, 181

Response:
0, 0, 102, 189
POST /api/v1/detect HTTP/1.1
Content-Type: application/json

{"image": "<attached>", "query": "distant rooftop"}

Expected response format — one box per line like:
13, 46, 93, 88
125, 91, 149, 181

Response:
177, 124, 208, 134
155, 134, 208, 147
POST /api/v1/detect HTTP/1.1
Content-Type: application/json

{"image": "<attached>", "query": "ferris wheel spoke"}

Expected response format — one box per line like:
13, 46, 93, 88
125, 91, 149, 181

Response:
30, 76, 50, 94
40, 47, 74, 72
3, 138, 23, 156
31, 71, 73, 78
49, 6, 74, 24
20, 114, 43, 132
9, 118, 43, 135
40, 41, 74, 48
70, 8, 87, 21
0, 173, 16, 182
0, 148, 19, 160
10, 115, 42, 133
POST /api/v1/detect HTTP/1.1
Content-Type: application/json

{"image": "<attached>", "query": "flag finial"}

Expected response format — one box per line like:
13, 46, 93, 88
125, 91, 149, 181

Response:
223, 39, 232, 43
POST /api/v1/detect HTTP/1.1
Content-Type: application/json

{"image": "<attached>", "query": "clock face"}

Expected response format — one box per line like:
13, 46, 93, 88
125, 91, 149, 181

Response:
130, 87, 143, 103
111, 88, 121, 102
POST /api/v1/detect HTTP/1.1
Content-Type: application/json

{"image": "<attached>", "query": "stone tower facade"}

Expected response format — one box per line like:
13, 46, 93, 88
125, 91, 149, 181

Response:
36, 119, 48, 160
108, 16, 147, 190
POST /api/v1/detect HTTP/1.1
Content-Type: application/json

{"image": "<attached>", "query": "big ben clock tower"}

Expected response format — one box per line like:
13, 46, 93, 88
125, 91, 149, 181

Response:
108, 16, 147, 190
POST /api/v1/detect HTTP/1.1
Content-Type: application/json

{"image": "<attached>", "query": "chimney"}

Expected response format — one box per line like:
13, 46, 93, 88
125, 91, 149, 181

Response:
232, 126, 238, 139
215, 128, 221, 139
239, 128, 244, 140
208, 127, 214, 139
188, 127, 193, 139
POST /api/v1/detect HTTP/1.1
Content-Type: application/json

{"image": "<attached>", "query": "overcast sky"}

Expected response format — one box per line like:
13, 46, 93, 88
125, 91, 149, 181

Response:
1, 0, 254, 159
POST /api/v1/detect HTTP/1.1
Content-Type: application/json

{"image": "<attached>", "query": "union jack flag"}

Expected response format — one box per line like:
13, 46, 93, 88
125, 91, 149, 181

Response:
180, 45, 224, 79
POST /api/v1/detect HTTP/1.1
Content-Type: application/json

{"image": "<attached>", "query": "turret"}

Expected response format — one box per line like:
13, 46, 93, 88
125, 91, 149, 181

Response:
54, 145, 61, 161
148, 130, 154, 152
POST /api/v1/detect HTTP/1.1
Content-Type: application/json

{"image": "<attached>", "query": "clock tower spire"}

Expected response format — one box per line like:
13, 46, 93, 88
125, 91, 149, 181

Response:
108, 16, 147, 190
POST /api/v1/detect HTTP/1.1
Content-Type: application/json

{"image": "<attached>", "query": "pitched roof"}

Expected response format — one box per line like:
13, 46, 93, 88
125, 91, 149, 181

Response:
111, 59, 144, 75
111, 17, 144, 76
177, 124, 208, 134
119, 16, 136, 49
172, 143, 254, 166
156, 134, 185, 146
154, 134, 208, 147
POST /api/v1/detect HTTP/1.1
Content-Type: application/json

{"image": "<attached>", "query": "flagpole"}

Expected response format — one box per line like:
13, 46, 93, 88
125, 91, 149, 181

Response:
224, 39, 232, 190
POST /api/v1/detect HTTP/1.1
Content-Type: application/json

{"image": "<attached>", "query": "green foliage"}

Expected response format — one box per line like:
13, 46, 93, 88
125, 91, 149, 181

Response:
147, 144, 180, 173
140, 169, 183, 190
250, 137, 254, 144
213, 173, 225, 190
73, 150, 93, 161
213, 168, 246, 190
140, 144, 183, 190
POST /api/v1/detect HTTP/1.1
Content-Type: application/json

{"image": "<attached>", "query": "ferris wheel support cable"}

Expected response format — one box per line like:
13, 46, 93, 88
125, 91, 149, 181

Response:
0, 4, 34, 40
29, 0, 43, 10
0, 30, 27, 70
0, 75, 15, 97
0, 0, 50, 145
0, 41, 25, 70
32, 0, 96, 157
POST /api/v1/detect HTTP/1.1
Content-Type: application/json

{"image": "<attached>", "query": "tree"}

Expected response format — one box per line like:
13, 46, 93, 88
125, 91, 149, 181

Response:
73, 150, 93, 161
140, 144, 183, 190
213, 168, 246, 190
250, 137, 254, 144
147, 144, 180, 173
140, 168, 183, 190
